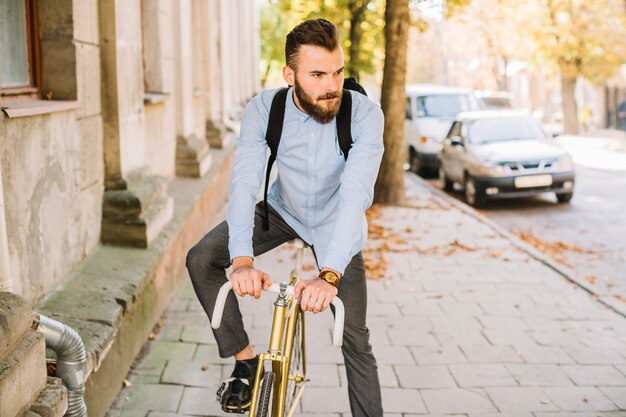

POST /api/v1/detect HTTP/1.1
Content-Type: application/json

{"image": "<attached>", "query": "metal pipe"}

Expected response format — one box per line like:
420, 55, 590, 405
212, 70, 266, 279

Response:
33, 313, 88, 417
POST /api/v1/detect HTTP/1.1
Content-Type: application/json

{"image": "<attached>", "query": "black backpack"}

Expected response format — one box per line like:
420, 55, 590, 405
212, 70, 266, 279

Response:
262, 77, 367, 230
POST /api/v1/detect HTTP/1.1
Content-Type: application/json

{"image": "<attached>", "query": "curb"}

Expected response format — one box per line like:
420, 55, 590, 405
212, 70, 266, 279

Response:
406, 174, 626, 319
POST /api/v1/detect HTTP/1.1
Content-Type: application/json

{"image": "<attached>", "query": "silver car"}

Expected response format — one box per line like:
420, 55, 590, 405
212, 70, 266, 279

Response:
438, 111, 575, 207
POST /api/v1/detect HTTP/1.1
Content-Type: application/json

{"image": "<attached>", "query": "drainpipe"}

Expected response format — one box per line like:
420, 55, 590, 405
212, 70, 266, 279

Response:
0, 156, 12, 293
33, 314, 88, 417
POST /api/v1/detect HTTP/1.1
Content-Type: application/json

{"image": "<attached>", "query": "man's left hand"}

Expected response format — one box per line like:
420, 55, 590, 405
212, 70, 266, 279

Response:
294, 276, 338, 314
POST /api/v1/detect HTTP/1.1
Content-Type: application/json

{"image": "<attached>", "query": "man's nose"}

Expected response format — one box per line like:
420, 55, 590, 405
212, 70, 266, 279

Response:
324, 74, 339, 92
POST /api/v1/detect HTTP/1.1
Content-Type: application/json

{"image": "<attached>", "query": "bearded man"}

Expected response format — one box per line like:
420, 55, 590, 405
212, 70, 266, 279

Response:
186, 18, 384, 417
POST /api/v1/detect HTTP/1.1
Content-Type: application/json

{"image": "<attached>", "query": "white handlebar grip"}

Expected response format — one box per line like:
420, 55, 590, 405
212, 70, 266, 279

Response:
330, 297, 345, 347
211, 281, 233, 329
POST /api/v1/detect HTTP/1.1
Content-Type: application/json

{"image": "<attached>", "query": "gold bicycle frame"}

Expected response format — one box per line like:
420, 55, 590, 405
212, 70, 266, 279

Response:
249, 272, 307, 417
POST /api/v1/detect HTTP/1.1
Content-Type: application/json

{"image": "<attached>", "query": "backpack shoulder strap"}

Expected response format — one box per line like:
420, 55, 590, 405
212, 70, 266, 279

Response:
336, 89, 353, 161
262, 87, 289, 231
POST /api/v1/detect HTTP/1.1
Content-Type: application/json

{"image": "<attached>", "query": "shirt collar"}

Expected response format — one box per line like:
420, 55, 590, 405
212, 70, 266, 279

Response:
286, 87, 310, 122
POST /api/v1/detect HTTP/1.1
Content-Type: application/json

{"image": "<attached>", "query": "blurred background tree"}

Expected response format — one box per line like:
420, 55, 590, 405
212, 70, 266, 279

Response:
531, 0, 626, 134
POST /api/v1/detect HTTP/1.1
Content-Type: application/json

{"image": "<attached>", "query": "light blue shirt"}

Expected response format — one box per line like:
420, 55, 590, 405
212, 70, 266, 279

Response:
227, 87, 384, 275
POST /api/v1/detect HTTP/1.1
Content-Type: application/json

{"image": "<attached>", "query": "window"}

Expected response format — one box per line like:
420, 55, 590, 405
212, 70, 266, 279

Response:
0, 0, 40, 99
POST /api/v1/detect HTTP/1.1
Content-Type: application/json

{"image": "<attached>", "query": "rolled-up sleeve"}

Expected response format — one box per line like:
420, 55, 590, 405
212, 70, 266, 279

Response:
227, 96, 269, 261
323, 103, 384, 274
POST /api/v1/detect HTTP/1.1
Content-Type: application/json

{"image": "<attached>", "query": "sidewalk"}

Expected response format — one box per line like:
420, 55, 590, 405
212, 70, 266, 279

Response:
106, 174, 626, 417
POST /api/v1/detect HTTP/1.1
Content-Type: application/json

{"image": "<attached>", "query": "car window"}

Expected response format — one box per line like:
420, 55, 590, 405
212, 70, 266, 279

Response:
416, 94, 478, 118
468, 117, 548, 144
405, 97, 413, 120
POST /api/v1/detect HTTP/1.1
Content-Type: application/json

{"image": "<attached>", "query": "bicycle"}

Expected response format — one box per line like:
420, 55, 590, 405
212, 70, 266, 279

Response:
210, 239, 345, 417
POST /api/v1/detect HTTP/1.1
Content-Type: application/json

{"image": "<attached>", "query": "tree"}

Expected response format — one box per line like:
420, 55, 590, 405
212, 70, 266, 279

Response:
259, 0, 385, 85
532, 0, 626, 134
374, 0, 410, 205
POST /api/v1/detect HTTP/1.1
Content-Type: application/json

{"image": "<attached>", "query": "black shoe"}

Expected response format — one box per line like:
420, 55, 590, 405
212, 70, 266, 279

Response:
216, 356, 259, 414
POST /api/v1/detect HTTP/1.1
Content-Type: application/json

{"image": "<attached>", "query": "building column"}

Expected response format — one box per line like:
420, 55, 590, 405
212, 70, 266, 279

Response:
99, 0, 173, 248
196, 0, 230, 149
173, 0, 212, 177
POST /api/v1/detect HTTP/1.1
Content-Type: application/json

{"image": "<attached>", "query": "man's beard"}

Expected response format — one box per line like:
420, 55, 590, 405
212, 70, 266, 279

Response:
294, 78, 343, 124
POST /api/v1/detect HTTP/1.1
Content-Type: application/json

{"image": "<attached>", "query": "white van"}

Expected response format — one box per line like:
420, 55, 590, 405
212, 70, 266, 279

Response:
405, 84, 479, 175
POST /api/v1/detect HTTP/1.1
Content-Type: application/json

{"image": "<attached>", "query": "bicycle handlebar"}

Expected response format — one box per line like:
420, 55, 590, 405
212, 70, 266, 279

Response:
210, 281, 345, 347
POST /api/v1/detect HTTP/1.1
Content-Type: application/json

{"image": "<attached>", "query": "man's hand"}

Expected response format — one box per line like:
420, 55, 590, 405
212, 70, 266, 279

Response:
229, 256, 272, 299
294, 277, 338, 314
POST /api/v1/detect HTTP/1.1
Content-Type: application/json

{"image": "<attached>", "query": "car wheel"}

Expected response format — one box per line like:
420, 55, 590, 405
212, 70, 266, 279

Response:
464, 175, 486, 208
556, 192, 573, 203
439, 165, 453, 191
409, 148, 421, 174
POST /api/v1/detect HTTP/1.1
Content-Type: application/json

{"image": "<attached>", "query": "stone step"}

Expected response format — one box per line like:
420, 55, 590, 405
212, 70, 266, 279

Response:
0, 292, 34, 359
0, 331, 47, 417
24, 377, 68, 417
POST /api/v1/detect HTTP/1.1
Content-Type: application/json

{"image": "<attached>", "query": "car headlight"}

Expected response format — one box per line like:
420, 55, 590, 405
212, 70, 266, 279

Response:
551, 155, 575, 171
475, 162, 509, 177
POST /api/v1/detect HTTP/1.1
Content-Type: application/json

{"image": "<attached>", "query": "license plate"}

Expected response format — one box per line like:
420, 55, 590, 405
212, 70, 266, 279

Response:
514, 175, 553, 188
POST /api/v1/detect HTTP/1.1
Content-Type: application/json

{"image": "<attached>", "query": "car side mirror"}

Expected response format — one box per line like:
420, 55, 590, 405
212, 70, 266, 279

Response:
450, 136, 463, 147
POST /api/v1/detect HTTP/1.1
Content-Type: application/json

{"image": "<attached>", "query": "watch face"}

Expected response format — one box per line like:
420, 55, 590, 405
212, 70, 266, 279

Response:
323, 271, 338, 283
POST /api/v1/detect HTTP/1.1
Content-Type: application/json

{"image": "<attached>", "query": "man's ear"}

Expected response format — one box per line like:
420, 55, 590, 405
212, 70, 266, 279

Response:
282, 65, 294, 87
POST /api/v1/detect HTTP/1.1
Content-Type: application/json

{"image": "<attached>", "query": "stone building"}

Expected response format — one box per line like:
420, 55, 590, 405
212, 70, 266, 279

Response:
0, 1, 259, 416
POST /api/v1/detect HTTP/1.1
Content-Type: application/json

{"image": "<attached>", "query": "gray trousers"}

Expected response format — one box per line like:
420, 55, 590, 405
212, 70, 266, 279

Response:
185, 202, 383, 417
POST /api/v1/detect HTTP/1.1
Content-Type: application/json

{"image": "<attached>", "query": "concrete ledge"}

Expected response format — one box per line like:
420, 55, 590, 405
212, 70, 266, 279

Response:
0, 292, 35, 358
36, 140, 235, 417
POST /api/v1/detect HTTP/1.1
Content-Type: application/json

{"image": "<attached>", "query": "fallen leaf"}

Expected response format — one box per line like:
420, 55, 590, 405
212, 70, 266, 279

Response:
614, 294, 626, 304
584, 275, 597, 285
148, 332, 157, 340
540, 399, 549, 405
123, 379, 132, 388
582, 398, 589, 403
201, 364, 209, 371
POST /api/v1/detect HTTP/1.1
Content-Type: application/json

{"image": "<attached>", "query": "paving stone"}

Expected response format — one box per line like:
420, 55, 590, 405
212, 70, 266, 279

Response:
378, 365, 399, 388
468, 414, 533, 417
460, 345, 524, 364
439, 300, 485, 316
534, 413, 617, 417
112, 384, 184, 413
477, 317, 529, 330
561, 365, 626, 386
436, 330, 491, 346
394, 365, 456, 389
411, 345, 469, 365
107, 410, 149, 417
178, 387, 230, 416
147, 413, 191, 417
598, 387, 626, 409
421, 389, 497, 414
450, 364, 517, 388
482, 329, 537, 347
180, 325, 217, 344
506, 364, 573, 387
515, 345, 576, 365
372, 345, 416, 365
485, 387, 558, 412
304, 363, 340, 387
386, 328, 439, 347
161, 357, 223, 387
381, 388, 427, 413
142, 341, 197, 369
564, 347, 626, 365
300, 387, 351, 413
544, 387, 618, 412
194, 344, 240, 365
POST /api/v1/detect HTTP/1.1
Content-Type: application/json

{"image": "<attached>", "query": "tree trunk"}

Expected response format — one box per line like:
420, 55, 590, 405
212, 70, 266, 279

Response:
374, 0, 409, 205
347, 1, 368, 81
561, 74, 579, 134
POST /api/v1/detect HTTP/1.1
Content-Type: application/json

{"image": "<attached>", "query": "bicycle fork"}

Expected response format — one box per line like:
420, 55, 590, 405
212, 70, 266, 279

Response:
249, 284, 305, 417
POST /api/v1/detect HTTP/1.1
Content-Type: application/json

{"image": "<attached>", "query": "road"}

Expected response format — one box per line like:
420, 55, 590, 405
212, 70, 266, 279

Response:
426, 133, 626, 299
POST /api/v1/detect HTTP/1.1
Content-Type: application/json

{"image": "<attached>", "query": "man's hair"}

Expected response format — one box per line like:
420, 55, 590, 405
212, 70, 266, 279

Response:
285, 18, 341, 69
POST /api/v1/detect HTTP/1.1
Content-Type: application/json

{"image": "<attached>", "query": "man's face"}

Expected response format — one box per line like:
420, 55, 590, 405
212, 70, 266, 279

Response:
283, 45, 345, 124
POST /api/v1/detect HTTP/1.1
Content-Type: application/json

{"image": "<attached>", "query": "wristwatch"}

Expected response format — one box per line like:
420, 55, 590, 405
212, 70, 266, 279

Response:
318, 270, 340, 288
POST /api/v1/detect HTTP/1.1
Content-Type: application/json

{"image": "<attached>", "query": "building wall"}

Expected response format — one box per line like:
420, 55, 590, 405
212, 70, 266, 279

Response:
0, 0, 260, 305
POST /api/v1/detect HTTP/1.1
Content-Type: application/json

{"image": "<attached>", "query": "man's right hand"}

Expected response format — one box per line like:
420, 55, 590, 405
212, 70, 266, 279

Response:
229, 256, 272, 299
